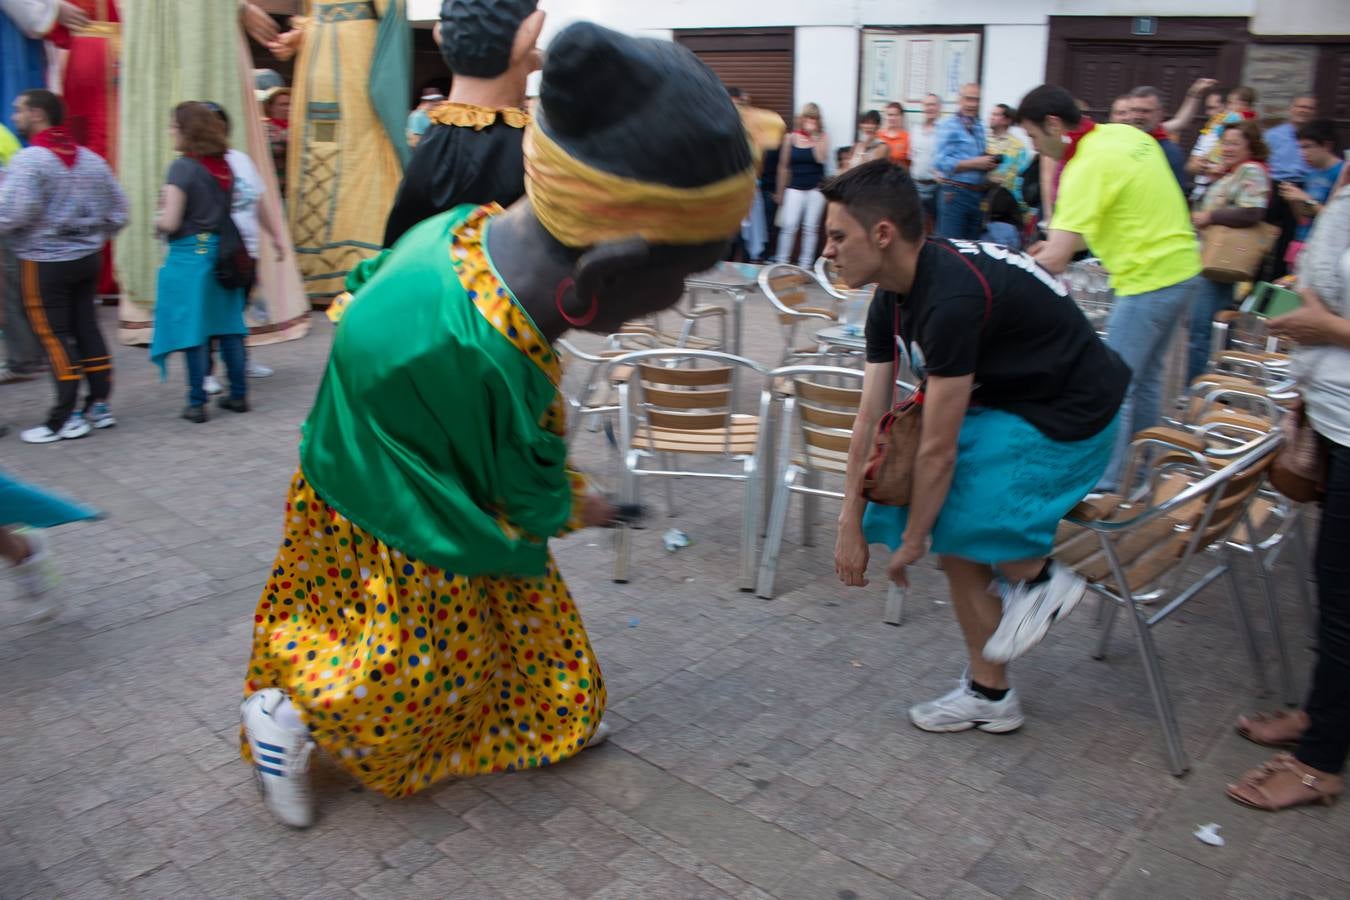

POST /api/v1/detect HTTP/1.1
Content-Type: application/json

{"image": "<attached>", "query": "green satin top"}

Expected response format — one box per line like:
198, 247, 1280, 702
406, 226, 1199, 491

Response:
300, 204, 573, 577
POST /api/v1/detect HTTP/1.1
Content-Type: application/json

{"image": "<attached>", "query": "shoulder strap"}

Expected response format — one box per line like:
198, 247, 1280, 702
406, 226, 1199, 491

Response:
930, 240, 993, 323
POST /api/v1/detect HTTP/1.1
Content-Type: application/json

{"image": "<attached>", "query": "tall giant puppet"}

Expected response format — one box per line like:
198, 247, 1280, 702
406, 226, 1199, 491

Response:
382, 0, 540, 246
115, 1, 308, 347
269, 0, 411, 305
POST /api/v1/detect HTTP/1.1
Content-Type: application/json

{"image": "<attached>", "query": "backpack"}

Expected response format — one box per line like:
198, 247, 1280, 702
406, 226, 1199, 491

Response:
196, 159, 256, 293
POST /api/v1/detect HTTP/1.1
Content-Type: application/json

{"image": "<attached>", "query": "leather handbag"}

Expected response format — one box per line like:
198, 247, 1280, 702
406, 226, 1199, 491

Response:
861, 242, 993, 507
1269, 404, 1328, 503
1201, 222, 1281, 284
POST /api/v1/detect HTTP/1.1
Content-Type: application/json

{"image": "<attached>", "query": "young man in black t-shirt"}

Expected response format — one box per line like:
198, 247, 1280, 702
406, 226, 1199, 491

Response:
824, 161, 1129, 734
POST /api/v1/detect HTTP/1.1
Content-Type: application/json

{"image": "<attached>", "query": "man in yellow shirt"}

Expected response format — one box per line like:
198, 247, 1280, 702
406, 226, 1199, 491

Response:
1020, 84, 1202, 492
729, 87, 786, 262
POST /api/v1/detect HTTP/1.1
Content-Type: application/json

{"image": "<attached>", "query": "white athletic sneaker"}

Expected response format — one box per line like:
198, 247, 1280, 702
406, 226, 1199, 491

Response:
588, 720, 611, 747
246, 362, 274, 378
909, 677, 1024, 734
19, 425, 61, 444
9, 529, 57, 621
241, 688, 315, 828
983, 562, 1087, 664
203, 375, 223, 395
87, 402, 116, 429
58, 413, 91, 440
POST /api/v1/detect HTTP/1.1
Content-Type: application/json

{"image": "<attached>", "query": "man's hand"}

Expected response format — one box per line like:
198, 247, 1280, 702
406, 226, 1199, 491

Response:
885, 540, 926, 588
1279, 182, 1313, 206
1189, 77, 1218, 99
579, 494, 618, 528
1268, 292, 1337, 346
241, 2, 280, 46
57, 2, 90, 29
1191, 210, 1211, 228
834, 522, 870, 587
268, 29, 302, 62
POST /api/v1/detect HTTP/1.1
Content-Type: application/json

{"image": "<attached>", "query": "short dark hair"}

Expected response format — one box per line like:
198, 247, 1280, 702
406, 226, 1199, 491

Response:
1016, 84, 1081, 129
1129, 85, 1163, 102
1231, 85, 1257, 106
820, 159, 923, 242
885, 101, 903, 113
859, 109, 881, 127
18, 89, 64, 126
994, 103, 1016, 119
1296, 118, 1337, 148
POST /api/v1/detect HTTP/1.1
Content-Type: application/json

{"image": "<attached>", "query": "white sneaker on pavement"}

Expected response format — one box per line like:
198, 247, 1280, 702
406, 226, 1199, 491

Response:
19, 425, 61, 444
982, 562, 1087, 664
9, 529, 58, 621
909, 676, 1024, 734
246, 362, 274, 378
588, 720, 611, 747
241, 688, 315, 828
87, 402, 116, 429
58, 413, 91, 440
203, 375, 223, 395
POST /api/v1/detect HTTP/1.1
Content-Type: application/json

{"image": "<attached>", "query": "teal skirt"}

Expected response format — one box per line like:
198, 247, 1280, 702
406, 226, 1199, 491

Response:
149, 233, 246, 378
0, 469, 101, 528
863, 407, 1118, 563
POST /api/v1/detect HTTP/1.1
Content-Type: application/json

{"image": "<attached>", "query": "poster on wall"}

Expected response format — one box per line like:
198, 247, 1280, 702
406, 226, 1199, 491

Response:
859, 29, 982, 119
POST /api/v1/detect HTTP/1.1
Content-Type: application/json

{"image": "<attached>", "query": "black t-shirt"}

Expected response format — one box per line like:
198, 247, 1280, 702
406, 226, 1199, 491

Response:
864, 238, 1130, 442
382, 121, 526, 247
165, 157, 228, 242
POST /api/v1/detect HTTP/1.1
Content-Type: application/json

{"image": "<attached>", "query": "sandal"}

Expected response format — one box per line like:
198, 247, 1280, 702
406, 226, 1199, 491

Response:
1226, 752, 1344, 811
1235, 709, 1309, 750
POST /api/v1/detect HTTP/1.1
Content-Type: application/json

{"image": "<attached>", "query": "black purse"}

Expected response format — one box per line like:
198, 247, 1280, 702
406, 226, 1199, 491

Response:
197, 159, 256, 294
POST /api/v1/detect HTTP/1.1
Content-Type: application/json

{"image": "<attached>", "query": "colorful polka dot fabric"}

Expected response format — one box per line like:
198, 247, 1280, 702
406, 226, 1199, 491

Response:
242, 207, 605, 796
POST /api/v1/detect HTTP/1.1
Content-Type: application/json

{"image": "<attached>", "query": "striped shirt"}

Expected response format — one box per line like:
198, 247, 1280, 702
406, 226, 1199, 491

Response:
0, 144, 128, 261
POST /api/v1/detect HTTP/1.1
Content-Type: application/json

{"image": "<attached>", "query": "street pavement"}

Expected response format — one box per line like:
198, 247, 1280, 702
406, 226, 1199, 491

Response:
1, 299, 1346, 899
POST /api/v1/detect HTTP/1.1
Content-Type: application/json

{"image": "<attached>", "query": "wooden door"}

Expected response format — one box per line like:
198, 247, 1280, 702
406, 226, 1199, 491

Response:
675, 29, 795, 124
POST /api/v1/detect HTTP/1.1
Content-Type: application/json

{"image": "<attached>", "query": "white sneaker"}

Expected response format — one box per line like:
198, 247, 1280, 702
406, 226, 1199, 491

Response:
983, 562, 1086, 664
588, 720, 611, 747
203, 375, 223, 395
87, 402, 116, 429
909, 677, 1024, 733
58, 413, 91, 440
246, 362, 274, 378
9, 529, 58, 621
241, 688, 315, 828
19, 425, 61, 444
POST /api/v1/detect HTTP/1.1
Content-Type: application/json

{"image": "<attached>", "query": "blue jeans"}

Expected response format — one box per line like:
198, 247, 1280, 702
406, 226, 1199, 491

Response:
1187, 278, 1235, 383
1097, 275, 1201, 492
936, 186, 983, 240
916, 181, 939, 228
184, 334, 245, 407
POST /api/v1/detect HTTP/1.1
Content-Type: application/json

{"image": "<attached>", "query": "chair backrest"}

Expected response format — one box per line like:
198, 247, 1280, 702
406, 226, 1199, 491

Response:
757, 264, 838, 325
610, 349, 767, 457
1183, 435, 1280, 554
812, 257, 850, 300
792, 372, 863, 475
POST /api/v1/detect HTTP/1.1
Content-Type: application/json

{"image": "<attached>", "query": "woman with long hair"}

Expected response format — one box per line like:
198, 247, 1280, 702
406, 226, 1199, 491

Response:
774, 102, 829, 267
148, 101, 248, 423
1188, 119, 1272, 380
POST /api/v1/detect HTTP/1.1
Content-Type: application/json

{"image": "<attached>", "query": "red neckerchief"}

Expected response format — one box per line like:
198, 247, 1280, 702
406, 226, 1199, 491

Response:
1058, 117, 1097, 168
1149, 126, 1170, 142
189, 153, 233, 193
267, 117, 289, 130
1239, 109, 1256, 121
30, 126, 78, 168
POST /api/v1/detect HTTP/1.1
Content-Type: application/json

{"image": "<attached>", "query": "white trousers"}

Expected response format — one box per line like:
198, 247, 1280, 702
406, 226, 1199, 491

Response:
774, 187, 826, 267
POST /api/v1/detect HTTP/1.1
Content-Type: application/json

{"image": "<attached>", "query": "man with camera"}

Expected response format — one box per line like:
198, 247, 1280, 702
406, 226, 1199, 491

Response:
933, 83, 999, 240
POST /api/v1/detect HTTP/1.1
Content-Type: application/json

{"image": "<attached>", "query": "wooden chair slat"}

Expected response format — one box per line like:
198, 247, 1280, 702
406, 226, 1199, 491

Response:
643, 386, 731, 410
638, 363, 733, 387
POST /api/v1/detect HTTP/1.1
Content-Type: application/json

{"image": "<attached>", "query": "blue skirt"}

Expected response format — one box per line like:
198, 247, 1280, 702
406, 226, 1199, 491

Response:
0, 469, 101, 528
149, 234, 246, 378
863, 407, 1118, 563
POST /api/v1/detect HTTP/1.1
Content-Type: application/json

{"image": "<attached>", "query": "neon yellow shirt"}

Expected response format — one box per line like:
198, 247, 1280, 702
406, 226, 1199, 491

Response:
0, 125, 19, 167
1053, 124, 1200, 297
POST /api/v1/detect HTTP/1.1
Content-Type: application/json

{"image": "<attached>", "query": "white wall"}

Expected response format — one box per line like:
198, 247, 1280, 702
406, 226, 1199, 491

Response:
794, 28, 861, 173
1251, 0, 1350, 34
981, 25, 1050, 115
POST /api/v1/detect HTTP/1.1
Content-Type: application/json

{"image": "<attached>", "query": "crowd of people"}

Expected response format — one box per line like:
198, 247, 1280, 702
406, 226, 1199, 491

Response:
1, 0, 1346, 834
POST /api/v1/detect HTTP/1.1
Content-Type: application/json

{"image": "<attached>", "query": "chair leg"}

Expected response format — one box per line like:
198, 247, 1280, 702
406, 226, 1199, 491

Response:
661, 453, 677, 517
1290, 510, 1318, 640
1223, 559, 1271, 699
1252, 549, 1298, 706
613, 453, 640, 584
800, 469, 819, 548
739, 456, 759, 592
1094, 598, 1120, 660
883, 583, 905, 626
1126, 598, 1191, 776
760, 406, 776, 537
755, 468, 798, 598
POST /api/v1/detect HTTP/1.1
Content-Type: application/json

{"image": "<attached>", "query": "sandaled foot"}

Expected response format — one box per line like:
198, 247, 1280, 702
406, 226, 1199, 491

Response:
1226, 752, 1343, 811
1235, 709, 1309, 749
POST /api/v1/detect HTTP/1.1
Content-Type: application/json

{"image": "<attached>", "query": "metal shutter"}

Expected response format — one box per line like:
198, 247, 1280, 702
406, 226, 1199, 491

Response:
675, 29, 796, 124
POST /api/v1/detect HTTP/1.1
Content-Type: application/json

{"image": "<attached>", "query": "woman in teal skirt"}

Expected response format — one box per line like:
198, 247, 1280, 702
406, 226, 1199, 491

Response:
149, 102, 248, 423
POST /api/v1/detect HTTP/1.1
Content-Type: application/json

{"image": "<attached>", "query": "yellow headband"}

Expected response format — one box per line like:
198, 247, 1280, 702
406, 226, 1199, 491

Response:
523, 124, 756, 248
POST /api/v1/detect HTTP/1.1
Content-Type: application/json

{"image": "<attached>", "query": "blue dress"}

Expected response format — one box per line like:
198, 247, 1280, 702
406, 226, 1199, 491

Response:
1, 15, 46, 131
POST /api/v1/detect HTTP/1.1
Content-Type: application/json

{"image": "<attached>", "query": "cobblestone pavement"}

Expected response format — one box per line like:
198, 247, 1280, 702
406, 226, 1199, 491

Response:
1, 300, 1346, 900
